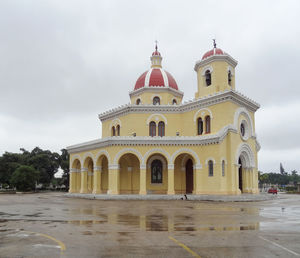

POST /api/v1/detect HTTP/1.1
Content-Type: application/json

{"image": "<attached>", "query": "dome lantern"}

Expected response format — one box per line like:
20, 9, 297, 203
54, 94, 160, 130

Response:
150, 41, 162, 68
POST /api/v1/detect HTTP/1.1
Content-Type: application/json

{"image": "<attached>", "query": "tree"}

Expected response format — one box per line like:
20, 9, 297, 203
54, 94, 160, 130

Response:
26, 147, 61, 186
291, 170, 299, 186
0, 152, 23, 186
60, 149, 69, 188
10, 165, 38, 191
280, 163, 287, 175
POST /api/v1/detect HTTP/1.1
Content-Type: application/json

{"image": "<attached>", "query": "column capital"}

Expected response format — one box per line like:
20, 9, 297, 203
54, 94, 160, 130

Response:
70, 168, 76, 173
94, 166, 102, 172
109, 164, 120, 170
81, 168, 88, 172
140, 165, 146, 170
168, 164, 174, 170
194, 164, 202, 170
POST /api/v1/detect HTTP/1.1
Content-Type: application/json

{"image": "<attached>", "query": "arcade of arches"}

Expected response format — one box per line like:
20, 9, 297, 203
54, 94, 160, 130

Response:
69, 148, 258, 195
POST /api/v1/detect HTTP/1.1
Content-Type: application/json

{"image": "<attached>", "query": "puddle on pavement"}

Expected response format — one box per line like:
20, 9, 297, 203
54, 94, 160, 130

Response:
0, 212, 19, 217
24, 213, 43, 217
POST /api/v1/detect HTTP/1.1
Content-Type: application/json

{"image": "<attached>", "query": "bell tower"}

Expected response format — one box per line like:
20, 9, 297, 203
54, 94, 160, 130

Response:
194, 41, 238, 99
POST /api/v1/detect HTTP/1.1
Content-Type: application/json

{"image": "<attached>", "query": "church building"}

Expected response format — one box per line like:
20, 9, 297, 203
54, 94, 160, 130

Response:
67, 42, 260, 195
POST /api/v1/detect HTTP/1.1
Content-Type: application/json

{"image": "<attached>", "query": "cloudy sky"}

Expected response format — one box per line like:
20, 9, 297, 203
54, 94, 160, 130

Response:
0, 0, 300, 173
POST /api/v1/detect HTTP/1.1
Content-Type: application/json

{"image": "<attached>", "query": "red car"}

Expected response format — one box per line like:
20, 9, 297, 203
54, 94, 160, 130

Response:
268, 188, 278, 194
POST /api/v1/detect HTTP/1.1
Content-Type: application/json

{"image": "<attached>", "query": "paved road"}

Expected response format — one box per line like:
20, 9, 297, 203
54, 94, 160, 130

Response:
0, 192, 299, 257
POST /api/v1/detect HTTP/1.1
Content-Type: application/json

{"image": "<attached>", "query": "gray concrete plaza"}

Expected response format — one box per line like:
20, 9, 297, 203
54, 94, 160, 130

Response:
0, 192, 300, 257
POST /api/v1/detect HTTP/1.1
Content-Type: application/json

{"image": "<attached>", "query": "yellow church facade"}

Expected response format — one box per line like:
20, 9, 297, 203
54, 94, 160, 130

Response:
67, 43, 260, 195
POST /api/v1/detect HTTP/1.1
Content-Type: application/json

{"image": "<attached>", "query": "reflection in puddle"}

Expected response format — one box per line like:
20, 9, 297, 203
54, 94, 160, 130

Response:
67, 213, 260, 232
0, 203, 261, 233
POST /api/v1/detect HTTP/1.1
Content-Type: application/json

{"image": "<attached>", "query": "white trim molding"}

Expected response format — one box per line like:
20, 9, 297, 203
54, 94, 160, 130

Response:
227, 65, 235, 76
146, 113, 168, 125
108, 164, 120, 170
193, 108, 213, 122
113, 148, 143, 165
94, 166, 102, 172
70, 154, 82, 167
109, 118, 122, 129
142, 148, 171, 166
95, 150, 110, 164
99, 90, 259, 122
235, 143, 255, 169
171, 148, 201, 169
83, 152, 95, 166
168, 164, 174, 170
220, 157, 227, 165
147, 154, 168, 170
129, 86, 184, 99
205, 157, 216, 166
194, 54, 238, 72
201, 65, 213, 76
234, 107, 254, 137
67, 125, 238, 154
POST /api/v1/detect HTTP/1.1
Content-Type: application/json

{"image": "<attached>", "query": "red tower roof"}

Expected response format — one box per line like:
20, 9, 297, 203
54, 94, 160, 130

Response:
202, 47, 225, 60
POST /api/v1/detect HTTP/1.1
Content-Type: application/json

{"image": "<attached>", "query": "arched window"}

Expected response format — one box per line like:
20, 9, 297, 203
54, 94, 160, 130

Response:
149, 121, 156, 137
172, 99, 177, 105
205, 70, 211, 86
228, 70, 232, 86
136, 98, 141, 105
116, 125, 120, 136
153, 96, 160, 105
197, 117, 203, 135
205, 116, 211, 133
208, 160, 214, 176
222, 160, 225, 176
151, 159, 163, 183
111, 126, 115, 136
158, 121, 165, 137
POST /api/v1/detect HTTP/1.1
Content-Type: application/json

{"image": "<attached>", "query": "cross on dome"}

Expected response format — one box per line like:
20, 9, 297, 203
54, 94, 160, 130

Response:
213, 39, 217, 48
152, 40, 161, 57
151, 41, 162, 67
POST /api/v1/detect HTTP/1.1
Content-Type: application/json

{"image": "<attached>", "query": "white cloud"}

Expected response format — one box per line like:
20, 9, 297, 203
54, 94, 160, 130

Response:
0, 0, 300, 173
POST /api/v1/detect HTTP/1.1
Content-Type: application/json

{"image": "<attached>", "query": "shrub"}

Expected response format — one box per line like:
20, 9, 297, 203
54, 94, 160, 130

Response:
10, 165, 38, 191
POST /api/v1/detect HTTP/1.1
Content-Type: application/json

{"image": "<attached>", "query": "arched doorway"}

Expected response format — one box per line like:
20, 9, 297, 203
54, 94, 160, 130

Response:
173, 154, 195, 194
185, 159, 193, 194
95, 154, 109, 194
119, 153, 140, 194
238, 158, 243, 192
101, 156, 109, 193
71, 159, 81, 193
83, 157, 94, 193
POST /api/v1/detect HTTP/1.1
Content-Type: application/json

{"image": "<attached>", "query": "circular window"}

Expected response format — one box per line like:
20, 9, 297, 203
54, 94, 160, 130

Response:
240, 120, 249, 140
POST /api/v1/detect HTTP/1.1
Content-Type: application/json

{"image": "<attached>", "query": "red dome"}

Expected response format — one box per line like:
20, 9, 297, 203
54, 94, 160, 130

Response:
134, 68, 178, 91
152, 50, 161, 56
202, 48, 224, 60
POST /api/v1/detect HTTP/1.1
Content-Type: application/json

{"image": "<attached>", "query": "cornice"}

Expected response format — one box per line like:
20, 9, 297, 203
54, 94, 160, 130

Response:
194, 54, 238, 72
129, 86, 184, 98
98, 90, 260, 122
66, 125, 238, 154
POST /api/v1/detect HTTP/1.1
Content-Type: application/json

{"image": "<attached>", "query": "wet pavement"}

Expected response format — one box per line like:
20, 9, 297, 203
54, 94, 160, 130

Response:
0, 192, 299, 257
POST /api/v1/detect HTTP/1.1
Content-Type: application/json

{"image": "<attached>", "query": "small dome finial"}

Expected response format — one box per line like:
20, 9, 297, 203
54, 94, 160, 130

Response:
213, 39, 216, 48
155, 40, 158, 51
